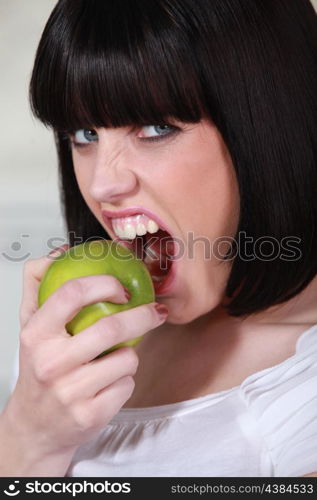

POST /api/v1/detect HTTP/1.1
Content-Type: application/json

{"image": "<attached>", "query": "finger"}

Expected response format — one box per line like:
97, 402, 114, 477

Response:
75, 376, 136, 429
28, 274, 130, 338
65, 302, 167, 365
47, 244, 70, 259
19, 245, 70, 329
27, 303, 166, 380
53, 347, 138, 403
92, 376, 136, 424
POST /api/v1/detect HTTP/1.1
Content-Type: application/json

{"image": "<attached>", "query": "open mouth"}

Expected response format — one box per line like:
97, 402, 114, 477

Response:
102, 209, 177, 296
116, 229, 175, 295
141, 229, 175, 289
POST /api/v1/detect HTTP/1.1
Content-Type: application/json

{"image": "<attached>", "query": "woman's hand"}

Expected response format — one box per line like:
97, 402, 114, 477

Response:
0, 245, 167, 476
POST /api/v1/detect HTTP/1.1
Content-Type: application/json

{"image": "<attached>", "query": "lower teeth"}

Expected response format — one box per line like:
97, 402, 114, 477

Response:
152, 275, 165, 282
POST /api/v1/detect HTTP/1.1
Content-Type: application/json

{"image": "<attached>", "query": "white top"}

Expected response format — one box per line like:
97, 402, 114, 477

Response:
10, 324, 317, 477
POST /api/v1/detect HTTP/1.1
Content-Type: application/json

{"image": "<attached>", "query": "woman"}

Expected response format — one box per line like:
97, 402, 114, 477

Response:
1, 0, 316, 477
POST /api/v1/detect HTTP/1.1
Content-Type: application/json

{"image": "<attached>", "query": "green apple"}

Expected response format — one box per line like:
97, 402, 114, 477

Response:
38, 239, 155, 355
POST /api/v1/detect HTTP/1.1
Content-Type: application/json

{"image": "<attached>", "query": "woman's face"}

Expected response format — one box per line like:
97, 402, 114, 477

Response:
70, 118, 240, 324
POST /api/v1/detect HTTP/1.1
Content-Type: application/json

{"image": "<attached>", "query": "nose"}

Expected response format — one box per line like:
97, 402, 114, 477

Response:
88, 137, 138, 203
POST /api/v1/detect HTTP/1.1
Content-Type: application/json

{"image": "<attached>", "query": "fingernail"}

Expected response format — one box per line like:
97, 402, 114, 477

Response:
154, 303, 169, 320
48, 244, 69, 257
124, 287, 131, 300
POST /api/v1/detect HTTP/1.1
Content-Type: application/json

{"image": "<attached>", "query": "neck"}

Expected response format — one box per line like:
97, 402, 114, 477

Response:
241, 274, 317, 326
183, 273, 317, 338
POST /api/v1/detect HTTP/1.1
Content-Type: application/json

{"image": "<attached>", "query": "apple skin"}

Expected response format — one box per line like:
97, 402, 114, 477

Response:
38, 240, 155, 355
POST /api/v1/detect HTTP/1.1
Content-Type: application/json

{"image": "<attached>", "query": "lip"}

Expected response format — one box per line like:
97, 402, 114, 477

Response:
154, 257, 178, 297
101, 206, 174, 238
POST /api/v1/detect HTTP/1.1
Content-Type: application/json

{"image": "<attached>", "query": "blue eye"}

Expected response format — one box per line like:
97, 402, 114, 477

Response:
72, 129, 98, 145
140, 125, 175, 140
69, 124, 179, 148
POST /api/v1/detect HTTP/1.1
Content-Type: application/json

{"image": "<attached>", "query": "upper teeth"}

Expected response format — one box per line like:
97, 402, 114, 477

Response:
112, 214, 160, 239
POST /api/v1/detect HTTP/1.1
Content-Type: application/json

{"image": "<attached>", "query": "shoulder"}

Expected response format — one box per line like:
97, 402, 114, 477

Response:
239, 323, 317, 477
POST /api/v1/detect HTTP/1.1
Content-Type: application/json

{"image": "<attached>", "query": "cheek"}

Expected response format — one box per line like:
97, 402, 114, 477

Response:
72, 153, 101, 218
164, 133, 240, 238
201, 156, 240, 239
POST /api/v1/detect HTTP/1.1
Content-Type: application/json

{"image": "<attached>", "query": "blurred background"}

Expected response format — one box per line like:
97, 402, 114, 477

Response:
0, 0, 64, 410
1, 0, 317, 410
